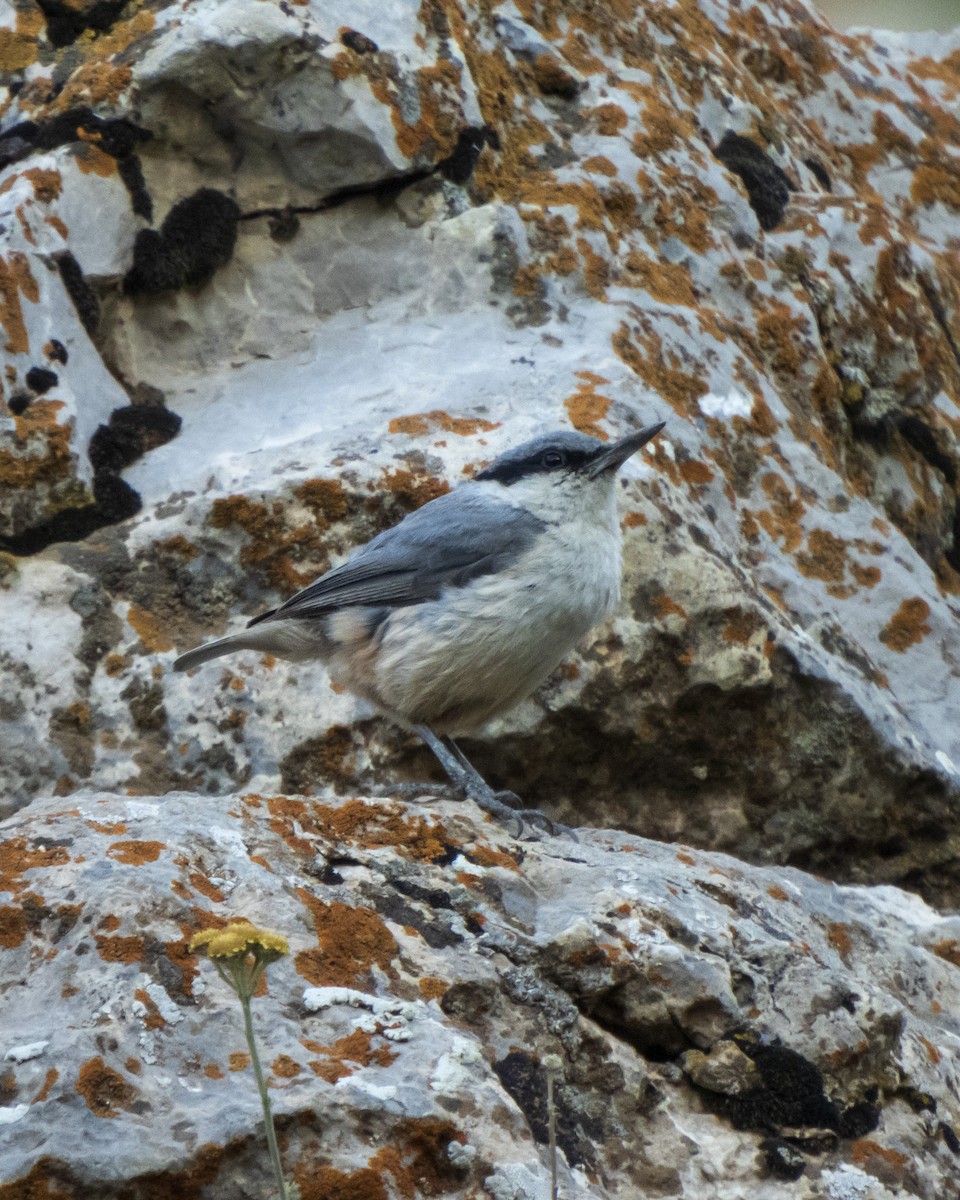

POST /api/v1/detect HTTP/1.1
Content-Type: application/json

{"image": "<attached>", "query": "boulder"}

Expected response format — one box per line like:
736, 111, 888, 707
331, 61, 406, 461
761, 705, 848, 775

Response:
1, 789, 959, 1198
1, 0, 960, 898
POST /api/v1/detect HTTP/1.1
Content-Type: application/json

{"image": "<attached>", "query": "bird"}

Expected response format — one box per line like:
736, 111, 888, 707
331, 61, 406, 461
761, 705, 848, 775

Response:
174, 423, 665, 832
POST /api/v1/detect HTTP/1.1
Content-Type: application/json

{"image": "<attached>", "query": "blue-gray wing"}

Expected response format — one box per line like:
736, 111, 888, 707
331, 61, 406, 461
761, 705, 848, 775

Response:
249, 488, 544, 624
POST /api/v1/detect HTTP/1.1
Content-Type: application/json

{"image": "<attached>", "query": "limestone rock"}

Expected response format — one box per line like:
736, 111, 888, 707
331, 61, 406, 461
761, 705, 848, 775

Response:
1, 790, 959, 1198
2, 0, 960, 910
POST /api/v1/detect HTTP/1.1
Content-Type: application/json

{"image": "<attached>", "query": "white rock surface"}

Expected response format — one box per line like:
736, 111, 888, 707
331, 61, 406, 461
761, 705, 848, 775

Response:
0, 0, 959, 1088
1, 789, 959, 1197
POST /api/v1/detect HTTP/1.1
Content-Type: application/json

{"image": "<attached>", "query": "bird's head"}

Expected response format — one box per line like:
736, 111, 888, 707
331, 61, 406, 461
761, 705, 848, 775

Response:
473, 422, 665, 524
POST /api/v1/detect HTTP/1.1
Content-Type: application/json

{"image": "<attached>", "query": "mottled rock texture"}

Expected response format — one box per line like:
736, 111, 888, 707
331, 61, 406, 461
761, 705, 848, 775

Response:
2, 0, 960, 908
1, 789, 960, 1199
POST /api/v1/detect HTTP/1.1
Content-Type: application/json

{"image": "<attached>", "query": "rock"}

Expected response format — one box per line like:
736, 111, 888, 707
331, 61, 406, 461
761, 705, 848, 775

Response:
1, 789, 959, 1198
2, 0, 960, 909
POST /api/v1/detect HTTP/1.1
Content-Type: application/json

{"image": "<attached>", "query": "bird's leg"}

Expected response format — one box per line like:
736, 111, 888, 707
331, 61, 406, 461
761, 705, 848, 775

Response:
413, 725, 574, 839
440, 736, 523, 809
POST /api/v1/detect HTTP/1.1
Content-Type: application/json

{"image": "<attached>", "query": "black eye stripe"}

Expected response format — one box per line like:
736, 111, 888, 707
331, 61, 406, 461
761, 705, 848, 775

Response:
475, 447, 592, 485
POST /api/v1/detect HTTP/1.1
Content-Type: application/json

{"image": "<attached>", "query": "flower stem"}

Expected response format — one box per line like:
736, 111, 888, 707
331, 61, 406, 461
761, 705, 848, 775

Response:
547, 1069, 557, 1200
240, 992, 287, 1199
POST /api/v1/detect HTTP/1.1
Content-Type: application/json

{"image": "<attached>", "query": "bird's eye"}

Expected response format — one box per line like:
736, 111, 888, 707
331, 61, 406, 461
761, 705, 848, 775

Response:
541, 449, 566, 468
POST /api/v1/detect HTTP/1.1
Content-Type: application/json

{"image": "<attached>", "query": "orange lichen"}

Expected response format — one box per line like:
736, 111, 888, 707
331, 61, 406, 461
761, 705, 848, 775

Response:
306, 1028, 397, 1086
722, 607, 764, 644
368, 1117, 465, 1198
879, 597, 931, 652
0, 7, 41, 71
564, 384, 611, 438
591, 103, 628, 135
188, 872, 225, 903
652, 593, 688, 621
76, 1057, 138, 1118
795, 528, 848, 583
362, 55, 463, 163
96, 934, 145, 964
826, 922, 853, 965
32, 1066, 58, 1104
295, 1165, 387, 1200
0, 905, 27, 949
930, 939, 960, 967
464, 842, 521, 872
294, 893, 398, 988
229, 1053, 251, 1071
271, 1055, 302, 1079
379, 467, 450, 511
755, 472, 805, 553
622, 252, 697, 307
631, 89, 695, 158
678, 458, 713, 486
912, 164, 960, 209
583, 154, 618, 177
612, 320, 708, 415
106, 840, 165, 865
126, 603, 174, 654
418, 976, 447, 1000
0, 250, 39, 354
208, 493, 334, 597
767, 885, 789, 901
74, 141, 117, 177
850, 1138, 908, 1176
577, 236, 610, 298
756, 302, 806, 375
86, 820, 127, 835
133, 988, 165, 1029
22, 168, 62, 203
278, 795, 451, 864
0, 837, 71, 896
918, 1035, 941, 1065
388, 411, 499, 438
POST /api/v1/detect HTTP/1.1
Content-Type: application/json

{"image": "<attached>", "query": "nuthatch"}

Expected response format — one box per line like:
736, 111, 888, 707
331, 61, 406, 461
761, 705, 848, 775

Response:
174, 423, 665, 830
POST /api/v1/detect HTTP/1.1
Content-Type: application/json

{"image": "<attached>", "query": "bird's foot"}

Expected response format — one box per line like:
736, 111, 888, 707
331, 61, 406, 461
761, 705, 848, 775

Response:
466, 784, 578, 841
410, 725, 577, 840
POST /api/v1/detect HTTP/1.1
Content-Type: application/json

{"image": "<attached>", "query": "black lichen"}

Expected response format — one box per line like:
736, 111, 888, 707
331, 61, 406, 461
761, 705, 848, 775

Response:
89, 404, 182, 475
0, 404, 181, 556
760, 1138, 806, 1181
124, 189, 241, 296
116, 154, 152, 220
35, 0, 129, 48
437, 127, 496, 185
56, 253, 100, 337
692, 1037, 879, 1147
714, 131, 792, 231
25, 367, 58, 394
804, 157, 832, 191
45, 339, 68, 365
837, 1088, 881, 1139
493, 1051, 595, 1169
340, 28, 378, 54
268, 208, 300, 243
7, 393, 31, 415
724, 1041, 839, 1131
0, 109, 152, 219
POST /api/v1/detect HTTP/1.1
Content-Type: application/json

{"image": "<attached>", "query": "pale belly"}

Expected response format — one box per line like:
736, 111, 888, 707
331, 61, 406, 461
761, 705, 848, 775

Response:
347, 535, 622, 733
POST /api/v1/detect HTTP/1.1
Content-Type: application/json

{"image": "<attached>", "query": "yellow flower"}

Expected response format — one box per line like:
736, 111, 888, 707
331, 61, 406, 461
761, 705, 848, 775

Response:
190, 923, 289, 961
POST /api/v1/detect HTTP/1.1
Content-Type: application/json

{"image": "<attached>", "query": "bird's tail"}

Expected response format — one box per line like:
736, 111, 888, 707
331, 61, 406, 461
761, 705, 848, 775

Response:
172, 633, 255, 672
173, 620, 327, 672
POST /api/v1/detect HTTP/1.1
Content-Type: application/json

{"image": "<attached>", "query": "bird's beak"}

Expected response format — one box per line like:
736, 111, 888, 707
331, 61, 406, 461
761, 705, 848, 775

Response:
586, 421, 666, 478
